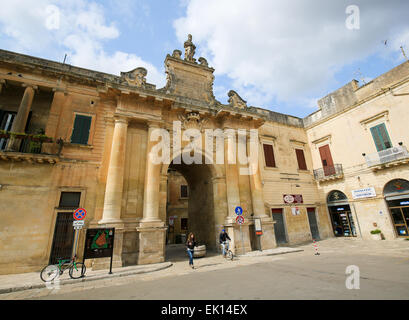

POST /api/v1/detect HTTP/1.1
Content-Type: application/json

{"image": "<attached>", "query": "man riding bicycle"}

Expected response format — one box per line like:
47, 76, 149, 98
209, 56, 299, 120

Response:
219, 228, 231, 257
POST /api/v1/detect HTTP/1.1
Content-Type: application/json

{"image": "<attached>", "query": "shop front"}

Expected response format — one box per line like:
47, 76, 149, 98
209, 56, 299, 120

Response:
384, 179, 409, 238
327, 190, 357, 237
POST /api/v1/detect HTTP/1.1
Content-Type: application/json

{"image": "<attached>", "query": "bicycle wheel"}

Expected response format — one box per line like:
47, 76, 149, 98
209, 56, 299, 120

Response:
40, 264, 59, 282
226, 250, 234, 261
69, 262, 86, 279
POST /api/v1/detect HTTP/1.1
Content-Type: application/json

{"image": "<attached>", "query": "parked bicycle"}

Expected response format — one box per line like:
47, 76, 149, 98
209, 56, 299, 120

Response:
221, 240, 234, 260
40, 255, 86, 282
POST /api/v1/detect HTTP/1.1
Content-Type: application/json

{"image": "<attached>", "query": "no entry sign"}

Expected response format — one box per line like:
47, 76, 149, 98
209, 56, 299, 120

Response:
73, 208, 87, 221
236, 216, 245, 225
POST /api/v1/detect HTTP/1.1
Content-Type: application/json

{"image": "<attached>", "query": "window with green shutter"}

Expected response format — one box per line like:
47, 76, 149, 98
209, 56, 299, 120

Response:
370, 123, 392, 151
71, 115, 92, 145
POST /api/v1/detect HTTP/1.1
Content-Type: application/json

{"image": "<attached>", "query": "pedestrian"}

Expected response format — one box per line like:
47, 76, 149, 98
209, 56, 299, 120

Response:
186, 232, 196, 269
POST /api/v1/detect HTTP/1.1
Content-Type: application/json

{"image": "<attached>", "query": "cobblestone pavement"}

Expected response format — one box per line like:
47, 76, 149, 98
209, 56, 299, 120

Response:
1, 237, 408, 300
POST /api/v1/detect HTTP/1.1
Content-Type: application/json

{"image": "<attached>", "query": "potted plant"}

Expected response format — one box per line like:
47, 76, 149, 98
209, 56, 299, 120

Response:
29, 134, 53, 143
0, 130, 10, 139
370, 229, 382, 240
10, 132, 27, 139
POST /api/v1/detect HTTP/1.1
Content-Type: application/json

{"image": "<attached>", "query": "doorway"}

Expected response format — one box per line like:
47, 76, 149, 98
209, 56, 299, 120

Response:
307, 208, 320, 240
327, 190, 356, 237
49, 212, 75, 264
384, 179, 409, 238
271, 208, 288, 244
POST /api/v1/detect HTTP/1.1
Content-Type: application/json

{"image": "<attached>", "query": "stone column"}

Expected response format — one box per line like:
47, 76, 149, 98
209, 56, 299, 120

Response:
137, 122, 167, 265
43, 88, 66, 154
99, 117, 129, 224
6, 84, 36, 151
141, 123, 163, 223
224, 129, 241, 218
0, 79, 5, 94
248, 135, 268, 218
248, 135, 276, 250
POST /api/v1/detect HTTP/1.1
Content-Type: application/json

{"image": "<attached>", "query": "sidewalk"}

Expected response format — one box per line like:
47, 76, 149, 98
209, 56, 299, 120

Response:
0, 262, 172, 295
0, 246, 303, 296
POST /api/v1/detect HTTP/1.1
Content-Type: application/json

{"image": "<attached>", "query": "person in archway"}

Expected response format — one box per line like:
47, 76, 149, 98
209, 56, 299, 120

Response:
219, 228, 231, 257
186, 232, 196, 269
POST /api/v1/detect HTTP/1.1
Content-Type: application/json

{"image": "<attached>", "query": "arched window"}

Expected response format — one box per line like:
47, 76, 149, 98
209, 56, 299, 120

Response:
383, 179, 409, 200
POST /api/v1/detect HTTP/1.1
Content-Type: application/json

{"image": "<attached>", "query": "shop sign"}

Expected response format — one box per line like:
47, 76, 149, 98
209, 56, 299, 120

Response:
283, 194, 303, 204
351, 187, 376, 200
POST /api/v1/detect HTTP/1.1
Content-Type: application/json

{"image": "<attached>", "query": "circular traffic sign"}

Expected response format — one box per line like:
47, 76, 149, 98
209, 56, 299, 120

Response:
236, 216, 244, 225
235, 206, 243, 216
73, 208, 87, 221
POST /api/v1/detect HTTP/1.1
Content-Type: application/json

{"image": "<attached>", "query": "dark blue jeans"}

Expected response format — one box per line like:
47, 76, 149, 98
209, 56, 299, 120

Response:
187, 249, 194, 265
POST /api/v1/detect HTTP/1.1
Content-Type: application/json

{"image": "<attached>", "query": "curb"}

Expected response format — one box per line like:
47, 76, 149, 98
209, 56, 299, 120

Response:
239, 248, 304, 257
0, 262, 173, 295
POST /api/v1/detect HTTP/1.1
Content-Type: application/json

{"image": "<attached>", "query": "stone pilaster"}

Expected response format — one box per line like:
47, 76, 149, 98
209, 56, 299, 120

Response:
99, 117, 129, 224
6, 84, 36, 151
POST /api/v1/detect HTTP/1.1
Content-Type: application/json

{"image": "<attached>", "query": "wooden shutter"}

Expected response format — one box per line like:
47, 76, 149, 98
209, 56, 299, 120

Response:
295, 149, 307, 170
370, 123, 392, 151
71, 115, 92, 145
263, 144, 276, 167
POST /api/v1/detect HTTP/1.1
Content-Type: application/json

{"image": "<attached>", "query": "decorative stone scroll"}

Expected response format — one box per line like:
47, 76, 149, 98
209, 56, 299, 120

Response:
120, 67, 147, 87
198, 57, 208, 67
228, 90, 247, 109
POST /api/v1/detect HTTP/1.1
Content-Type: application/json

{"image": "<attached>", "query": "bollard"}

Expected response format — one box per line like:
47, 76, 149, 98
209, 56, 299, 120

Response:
313, 239, 320, 255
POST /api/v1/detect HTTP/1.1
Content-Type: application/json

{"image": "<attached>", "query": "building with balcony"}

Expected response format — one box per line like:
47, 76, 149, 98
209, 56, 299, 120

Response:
305, 60, 409, 241
0, 36, 408, 275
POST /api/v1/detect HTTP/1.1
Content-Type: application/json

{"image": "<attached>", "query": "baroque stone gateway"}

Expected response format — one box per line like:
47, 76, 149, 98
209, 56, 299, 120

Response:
1, 35, 409, 275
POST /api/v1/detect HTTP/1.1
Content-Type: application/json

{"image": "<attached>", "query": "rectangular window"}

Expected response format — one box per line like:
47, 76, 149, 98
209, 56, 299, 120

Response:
370, 123, 392, 151
180, 185, 188, 198
263, 144, 276, 167
295, 149, 307, 170
181, 218, 188, 231
59, 192, 81, 209
71, 114, 92, 145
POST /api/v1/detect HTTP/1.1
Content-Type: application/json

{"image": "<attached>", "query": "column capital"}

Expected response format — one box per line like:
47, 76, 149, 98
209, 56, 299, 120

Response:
113, 116, 129, 125
52, 87, 67, 94
147, 120, 163, 129
21, 83, 38, 90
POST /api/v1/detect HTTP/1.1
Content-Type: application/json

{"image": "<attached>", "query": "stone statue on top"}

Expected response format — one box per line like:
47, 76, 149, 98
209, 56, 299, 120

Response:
184, 34, 196, 63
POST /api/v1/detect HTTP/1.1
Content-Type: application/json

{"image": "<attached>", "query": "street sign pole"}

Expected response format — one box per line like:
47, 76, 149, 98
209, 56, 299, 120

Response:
72, 228, 80, 259
240, 224, 245, 255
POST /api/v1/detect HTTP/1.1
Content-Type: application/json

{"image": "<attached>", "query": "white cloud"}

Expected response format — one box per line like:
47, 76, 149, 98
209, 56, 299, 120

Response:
174, 0, 409, 110
0, 0, 165, 87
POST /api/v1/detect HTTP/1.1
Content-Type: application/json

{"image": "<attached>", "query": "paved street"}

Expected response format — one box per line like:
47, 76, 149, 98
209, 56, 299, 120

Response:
1, 238, 409, 300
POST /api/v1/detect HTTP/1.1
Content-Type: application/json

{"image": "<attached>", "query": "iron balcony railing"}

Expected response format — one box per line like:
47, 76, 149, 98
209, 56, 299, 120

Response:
313, 164, 343, 180
365, 145, 409, 167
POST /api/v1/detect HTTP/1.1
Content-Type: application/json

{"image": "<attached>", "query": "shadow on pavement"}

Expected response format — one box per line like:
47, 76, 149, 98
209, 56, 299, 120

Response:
165, 244, 221, 263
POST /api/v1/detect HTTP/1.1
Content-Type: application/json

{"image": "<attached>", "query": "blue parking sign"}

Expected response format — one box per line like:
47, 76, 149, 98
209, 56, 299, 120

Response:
235, 206, 243, 215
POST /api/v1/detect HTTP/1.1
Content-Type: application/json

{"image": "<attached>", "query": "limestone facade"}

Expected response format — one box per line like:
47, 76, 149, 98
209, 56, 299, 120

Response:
0, 36, 408, 275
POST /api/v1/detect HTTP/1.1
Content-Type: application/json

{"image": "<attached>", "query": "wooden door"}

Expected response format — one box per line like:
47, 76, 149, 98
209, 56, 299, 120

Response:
319, 145, 335, 176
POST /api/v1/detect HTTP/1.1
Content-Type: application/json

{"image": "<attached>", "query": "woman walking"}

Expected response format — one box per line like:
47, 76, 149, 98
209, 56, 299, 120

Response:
186, 232, 196, 269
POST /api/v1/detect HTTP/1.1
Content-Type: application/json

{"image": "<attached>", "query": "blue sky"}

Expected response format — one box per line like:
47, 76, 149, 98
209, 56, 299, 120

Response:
1, 0, 408, 119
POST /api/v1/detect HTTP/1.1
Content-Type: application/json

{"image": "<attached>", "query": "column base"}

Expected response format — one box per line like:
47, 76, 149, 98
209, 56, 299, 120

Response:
137, 221, 167, 265
258, 218, 277, 250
